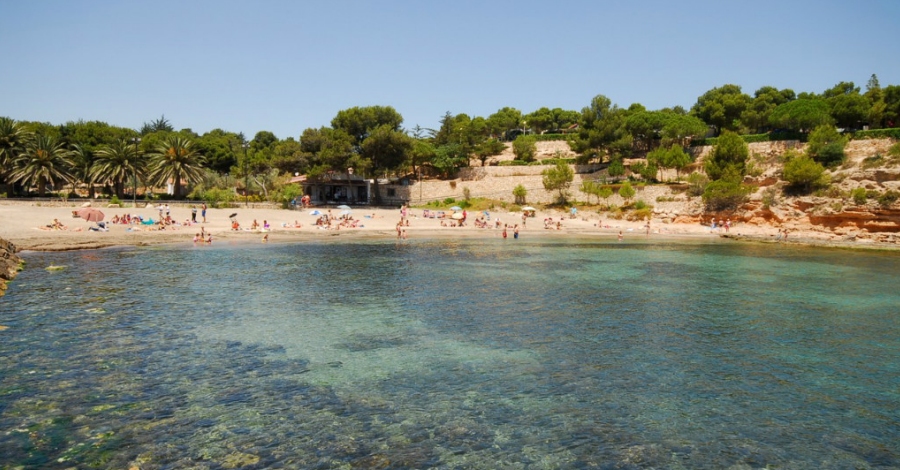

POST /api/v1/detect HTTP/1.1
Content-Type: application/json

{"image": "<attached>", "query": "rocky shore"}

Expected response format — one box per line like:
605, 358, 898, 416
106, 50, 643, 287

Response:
0, 238, 23, 297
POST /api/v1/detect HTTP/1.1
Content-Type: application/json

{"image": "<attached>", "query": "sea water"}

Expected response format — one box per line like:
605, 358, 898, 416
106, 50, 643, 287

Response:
1, 238, 898, 469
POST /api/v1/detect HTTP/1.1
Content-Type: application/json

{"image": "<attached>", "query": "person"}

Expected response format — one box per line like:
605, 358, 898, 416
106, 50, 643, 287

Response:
191, 206, 197, 223
262, 233, 269, 243
502, 225, 508, 239
206, 234, 212, 244
725, 219, 731, 233
201, 202, 207, 223
193, 233, 201, 243
513, 225, 519, 239
618, 230, 623, 241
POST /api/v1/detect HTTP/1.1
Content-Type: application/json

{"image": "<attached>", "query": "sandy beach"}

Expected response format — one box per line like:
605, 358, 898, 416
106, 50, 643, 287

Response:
0, 200, 769, 252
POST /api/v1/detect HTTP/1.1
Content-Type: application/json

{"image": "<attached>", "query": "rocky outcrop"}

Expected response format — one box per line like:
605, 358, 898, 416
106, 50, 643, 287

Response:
0, 238, 23, 297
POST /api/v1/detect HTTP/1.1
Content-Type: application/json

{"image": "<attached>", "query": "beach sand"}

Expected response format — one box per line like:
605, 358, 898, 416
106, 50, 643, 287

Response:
0, 201, 785, 252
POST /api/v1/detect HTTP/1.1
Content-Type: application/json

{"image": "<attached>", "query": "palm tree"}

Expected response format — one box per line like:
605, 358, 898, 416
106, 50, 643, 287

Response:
92, 139, 144, 199
149, 136, 206, 198
70, 144, 96, 198
9, 135, 74, 196
0, 117, 30, 194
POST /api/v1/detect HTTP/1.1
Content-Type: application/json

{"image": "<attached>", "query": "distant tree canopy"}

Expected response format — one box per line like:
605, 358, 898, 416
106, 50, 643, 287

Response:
3, 74, 900, 200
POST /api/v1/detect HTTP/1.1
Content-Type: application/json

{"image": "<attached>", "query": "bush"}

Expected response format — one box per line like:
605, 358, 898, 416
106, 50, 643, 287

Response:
852, 128, 900, 140
783, 153, 829, 193
443, 197, 456, 205
628, 207, 652, 221
109, 195, 122, 206
634, 199, 649, 210
762, 187, 778, 209
878, 190, 899, 208
851, 187, 867, 205
686, 172, 709, 198
861, 154, 886, 169
807, 125, 848, 166
702, 179, 750, 211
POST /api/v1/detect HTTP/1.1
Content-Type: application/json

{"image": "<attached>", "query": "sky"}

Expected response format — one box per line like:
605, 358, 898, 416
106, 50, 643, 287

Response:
2, 0, 899, 140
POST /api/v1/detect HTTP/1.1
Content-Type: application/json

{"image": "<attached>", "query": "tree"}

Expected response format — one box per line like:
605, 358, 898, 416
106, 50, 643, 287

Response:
92, 139, 145, 199
140, 115, 174, 135
823, 81, 870, 130
702, 165, 749, 210
9, 135, 74, 196
597, 185, 614, 208
0, 117, 30, 194
360, 125, 413, 203
512, 134, 537, 162
618, 181, 635, 203
571, 94, 629, 161
542, 160, 574, 204
486, 107, 523, 138
806, 124, 847, 166
690, 84, 751, 134
704, 130, 748, 181
768, 99, 833, 132
148, 136, 207, 198
70, 144, 97, 198
332, 106, 403, 149
782, 152, 829, 193
513, 184, 527, 204
608, 157, 625, 180
475, 139, 505, 166
741, 86, 795, 133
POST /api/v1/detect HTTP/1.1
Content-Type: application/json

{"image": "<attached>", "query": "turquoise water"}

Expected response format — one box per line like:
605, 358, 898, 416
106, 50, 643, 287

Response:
1, 238, 899, 469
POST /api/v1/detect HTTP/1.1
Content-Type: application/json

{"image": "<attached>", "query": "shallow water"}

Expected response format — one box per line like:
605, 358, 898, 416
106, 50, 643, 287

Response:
1, 238, 899, 469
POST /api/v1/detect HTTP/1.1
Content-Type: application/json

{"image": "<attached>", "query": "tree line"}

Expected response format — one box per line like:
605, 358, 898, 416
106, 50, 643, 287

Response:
1, 75, 898, 204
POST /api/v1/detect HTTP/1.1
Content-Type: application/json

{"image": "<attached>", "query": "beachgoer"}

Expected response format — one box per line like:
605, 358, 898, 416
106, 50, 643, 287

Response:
618, 230, 623, 241
262, 234, 268, 243
502, 225, 508, 239
201, 202, 207, 222
191, 206, 197, 223
514, 225, 519, 239
193, 233, 200, 243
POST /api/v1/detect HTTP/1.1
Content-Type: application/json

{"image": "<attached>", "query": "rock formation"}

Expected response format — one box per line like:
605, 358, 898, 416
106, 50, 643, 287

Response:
0, 238, 23, 297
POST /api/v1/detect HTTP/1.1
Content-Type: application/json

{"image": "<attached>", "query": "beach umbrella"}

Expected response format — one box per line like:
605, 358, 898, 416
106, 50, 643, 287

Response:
450, 206, 462, 211
75, 207, 105, 222
309, 210, 322, 216
451, 212, 464, 220
340, 210, 351, 216
337, 205, 351, 210
522, 206, 536, 211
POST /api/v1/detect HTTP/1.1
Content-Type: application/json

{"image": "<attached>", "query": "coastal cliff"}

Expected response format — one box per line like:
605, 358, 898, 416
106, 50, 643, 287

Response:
0, 238, 23, 297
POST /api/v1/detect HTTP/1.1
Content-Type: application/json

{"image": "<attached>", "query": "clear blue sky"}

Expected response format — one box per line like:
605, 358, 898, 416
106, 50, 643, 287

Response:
2, 0, 898, 140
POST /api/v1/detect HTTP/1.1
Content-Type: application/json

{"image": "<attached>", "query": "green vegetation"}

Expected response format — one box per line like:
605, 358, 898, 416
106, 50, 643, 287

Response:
541, 160, 574, 204
852, 187, 868, 205
2, 75, 899, 207
782, 153, 829, 193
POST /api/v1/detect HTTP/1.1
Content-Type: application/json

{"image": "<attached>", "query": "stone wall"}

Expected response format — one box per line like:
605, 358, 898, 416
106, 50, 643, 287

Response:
0, 238, 22, 297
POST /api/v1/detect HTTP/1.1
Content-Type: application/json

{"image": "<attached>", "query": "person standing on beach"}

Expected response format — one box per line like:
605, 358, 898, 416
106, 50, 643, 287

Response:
191, 205, 197, 223
201, 202, 207, 223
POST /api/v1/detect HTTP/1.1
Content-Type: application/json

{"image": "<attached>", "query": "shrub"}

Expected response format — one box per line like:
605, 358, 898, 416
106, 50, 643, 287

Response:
628, 207, 652, 221
618, 181, 635, 202
686, 172, 709, 198
762, 187, 778, 209
109, 195, 122, 206
702, 179, 750, 211
861, 154, 885, 169
443, 197, 456, 205
807, 125, 848, 166
878, 190, 899, 208
851, 187, 868, 205
783, 153, 829, 193
852, 128, 900, 140
634, 199, 649, 210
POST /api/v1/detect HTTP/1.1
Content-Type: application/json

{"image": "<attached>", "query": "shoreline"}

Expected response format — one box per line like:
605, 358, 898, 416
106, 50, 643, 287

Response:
2, 201, 898, 253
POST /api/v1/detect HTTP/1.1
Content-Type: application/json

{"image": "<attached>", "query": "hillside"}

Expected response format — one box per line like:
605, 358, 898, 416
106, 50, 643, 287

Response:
445, 138, 900, 244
